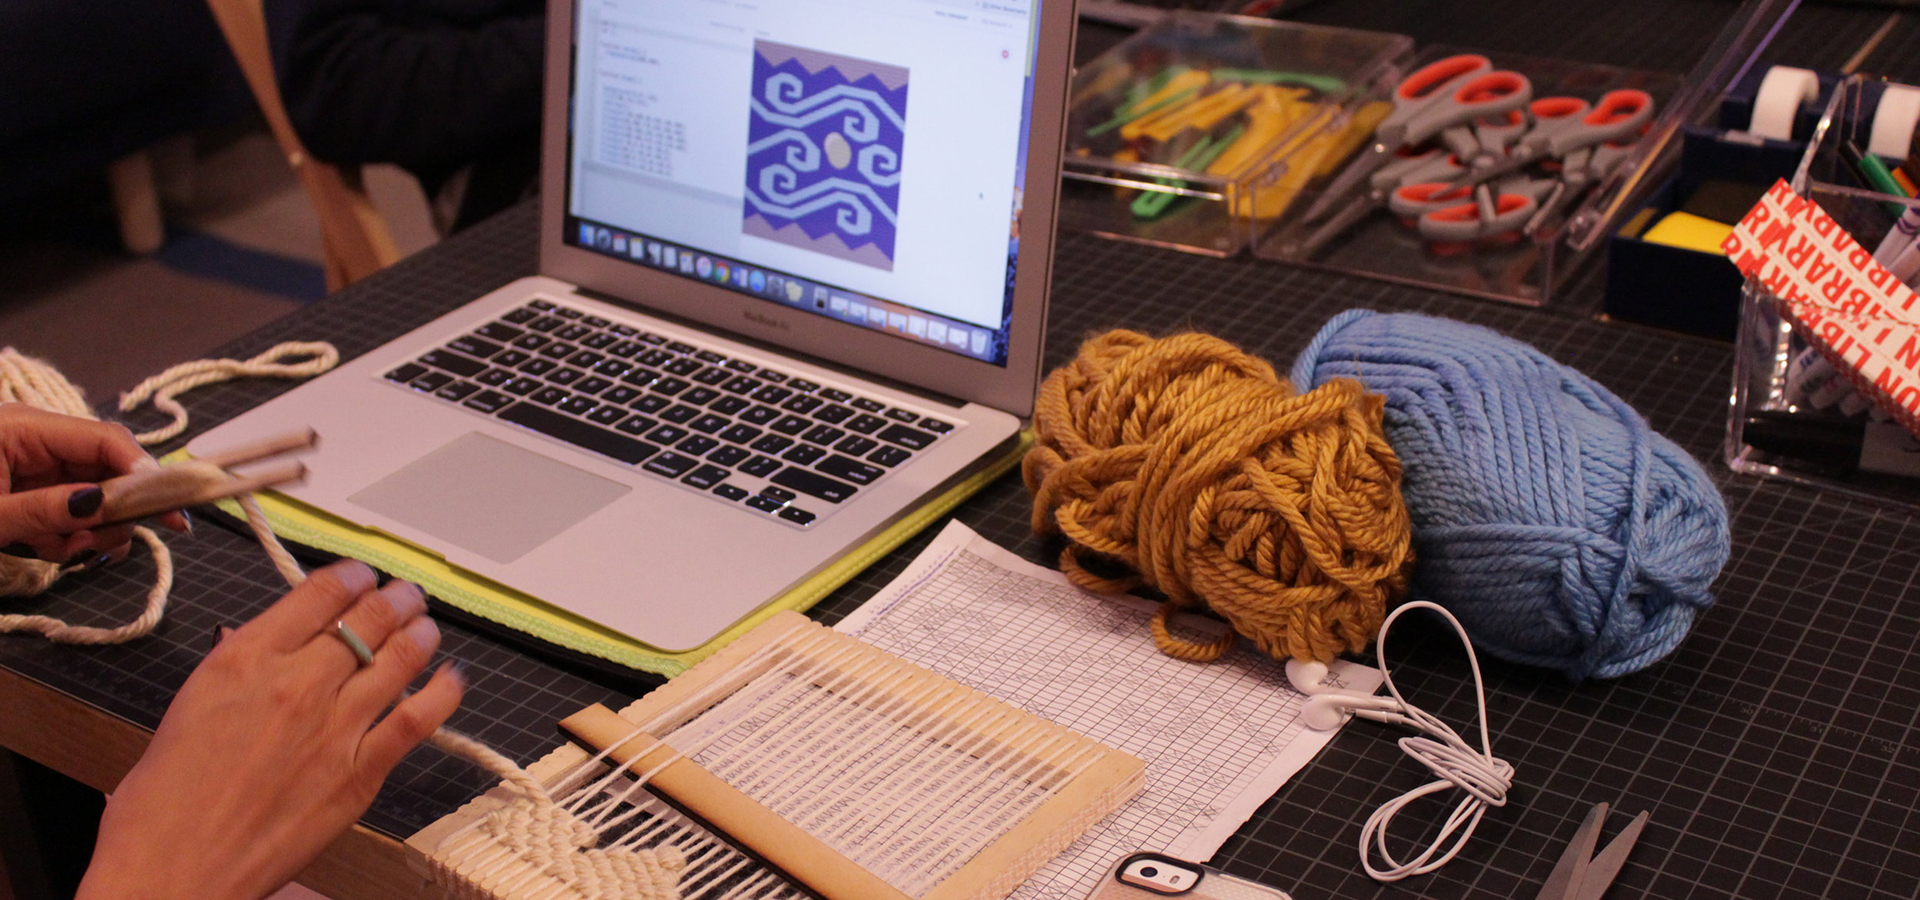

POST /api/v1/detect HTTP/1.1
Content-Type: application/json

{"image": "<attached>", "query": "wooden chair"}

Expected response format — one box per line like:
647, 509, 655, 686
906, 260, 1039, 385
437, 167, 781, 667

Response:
202, 0, 401, 291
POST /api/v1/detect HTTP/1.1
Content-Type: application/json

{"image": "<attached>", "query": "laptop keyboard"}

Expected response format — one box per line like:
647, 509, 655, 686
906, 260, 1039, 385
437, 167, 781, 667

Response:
380, 298, 959, 527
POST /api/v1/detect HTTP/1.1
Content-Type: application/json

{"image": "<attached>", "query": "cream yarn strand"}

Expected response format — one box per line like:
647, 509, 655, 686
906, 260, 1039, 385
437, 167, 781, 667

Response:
118, 342, 340, 444
231, 490, 559, 799
235, 453, 683, 899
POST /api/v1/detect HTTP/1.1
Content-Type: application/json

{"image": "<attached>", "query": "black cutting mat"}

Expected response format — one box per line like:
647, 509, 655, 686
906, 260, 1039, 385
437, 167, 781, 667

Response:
7, 202, 1919, 899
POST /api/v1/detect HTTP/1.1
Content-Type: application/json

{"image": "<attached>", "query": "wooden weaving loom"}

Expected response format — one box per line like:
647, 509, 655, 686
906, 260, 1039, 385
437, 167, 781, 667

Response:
414, 611, 1146, 900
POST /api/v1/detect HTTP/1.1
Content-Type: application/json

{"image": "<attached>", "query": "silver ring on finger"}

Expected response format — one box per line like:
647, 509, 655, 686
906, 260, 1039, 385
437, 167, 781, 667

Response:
334, 620, 376, 668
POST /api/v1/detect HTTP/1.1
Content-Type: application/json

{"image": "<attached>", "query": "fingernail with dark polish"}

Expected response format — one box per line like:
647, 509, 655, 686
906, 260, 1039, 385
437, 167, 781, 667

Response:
68, 486, 104, 519
0, 543, 38, 559
448, 659, 470, 684
210, 624, 235, 652
180, 510, 195, 535
81, 552, 114, 570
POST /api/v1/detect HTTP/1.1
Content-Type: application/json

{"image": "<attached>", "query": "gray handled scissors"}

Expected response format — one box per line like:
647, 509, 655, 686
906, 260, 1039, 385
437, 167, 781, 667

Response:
1298, 54, 1532, 225
1535, 802, 1649, 900
1455, 90, 1655, 188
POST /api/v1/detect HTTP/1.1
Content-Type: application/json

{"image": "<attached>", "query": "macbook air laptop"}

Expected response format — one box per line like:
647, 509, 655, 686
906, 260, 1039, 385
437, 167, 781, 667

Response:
191, 0, 1075, 652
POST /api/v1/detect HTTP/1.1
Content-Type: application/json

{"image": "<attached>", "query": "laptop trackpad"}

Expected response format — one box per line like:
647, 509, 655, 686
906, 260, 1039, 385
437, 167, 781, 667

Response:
350, 433, 629, 564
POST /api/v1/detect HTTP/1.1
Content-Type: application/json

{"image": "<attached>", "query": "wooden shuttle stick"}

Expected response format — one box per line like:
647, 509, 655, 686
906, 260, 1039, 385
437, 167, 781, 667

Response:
560, 703, 916, 900
193, 427, 318, 469
96, 428, 317, 524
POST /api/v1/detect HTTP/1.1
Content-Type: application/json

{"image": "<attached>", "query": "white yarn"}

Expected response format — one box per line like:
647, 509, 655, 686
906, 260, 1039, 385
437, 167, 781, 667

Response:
0, 527, 172, 643
117, 342, 339, 444
0, 347, 177, 642
0, 344, 341, 640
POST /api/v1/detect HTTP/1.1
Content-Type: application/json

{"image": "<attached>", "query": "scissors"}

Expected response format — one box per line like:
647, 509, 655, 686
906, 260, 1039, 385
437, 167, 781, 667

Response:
1288, 147, 1468, 254
1456, 90, 1654, 187
1404, 177, 1557, 242
1522, 138, 1638, 236
1299, 54, 1533, 224
1386, 181, 1477, 220
1369, 146, 1469, 192
1534, 802, 1648, 900
1444, 109, 1529, 176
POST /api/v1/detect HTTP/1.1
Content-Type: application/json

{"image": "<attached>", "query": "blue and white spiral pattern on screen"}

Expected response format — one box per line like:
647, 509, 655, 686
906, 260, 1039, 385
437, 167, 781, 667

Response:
743, 41, 908, 272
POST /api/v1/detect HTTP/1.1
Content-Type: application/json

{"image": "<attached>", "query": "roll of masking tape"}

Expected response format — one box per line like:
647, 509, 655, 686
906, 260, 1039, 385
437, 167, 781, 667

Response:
1870, 85, 1920, 160
1749, 66, 1820, 140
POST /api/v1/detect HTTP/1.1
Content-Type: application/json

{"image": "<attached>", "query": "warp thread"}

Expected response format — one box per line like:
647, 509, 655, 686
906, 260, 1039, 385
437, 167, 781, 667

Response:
2, 345, 687, 899
1289, 310, 1731, 680
1025, 330, 1413, 664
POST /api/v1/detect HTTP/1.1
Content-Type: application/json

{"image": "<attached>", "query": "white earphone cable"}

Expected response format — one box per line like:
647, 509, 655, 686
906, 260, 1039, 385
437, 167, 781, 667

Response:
1355, 600, 1514, 882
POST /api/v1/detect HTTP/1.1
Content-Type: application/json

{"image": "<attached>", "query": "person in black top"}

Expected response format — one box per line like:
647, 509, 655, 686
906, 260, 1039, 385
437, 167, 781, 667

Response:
278, 0, 545, 233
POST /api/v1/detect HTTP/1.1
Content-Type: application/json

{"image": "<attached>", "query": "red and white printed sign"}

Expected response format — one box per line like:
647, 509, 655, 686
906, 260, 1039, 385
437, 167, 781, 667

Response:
1724, 179, 1920, 438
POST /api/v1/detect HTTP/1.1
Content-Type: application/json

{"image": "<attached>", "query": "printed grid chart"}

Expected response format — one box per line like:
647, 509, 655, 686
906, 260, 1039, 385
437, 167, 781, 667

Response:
838, 534, 1368, 900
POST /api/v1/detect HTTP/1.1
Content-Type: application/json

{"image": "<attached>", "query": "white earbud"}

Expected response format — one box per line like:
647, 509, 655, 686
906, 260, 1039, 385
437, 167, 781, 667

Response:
1285, 659, 1339, 695
1287, 658, 1408, 730
1283, 602, 1513, 883
1301, 693, 1406, 730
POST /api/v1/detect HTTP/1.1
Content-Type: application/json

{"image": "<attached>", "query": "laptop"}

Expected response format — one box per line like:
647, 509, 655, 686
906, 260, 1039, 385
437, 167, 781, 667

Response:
190, 0, 1075, 652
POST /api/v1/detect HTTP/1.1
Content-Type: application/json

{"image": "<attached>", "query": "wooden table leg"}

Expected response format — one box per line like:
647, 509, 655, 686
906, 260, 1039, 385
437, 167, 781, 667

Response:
0, 667, 444, 900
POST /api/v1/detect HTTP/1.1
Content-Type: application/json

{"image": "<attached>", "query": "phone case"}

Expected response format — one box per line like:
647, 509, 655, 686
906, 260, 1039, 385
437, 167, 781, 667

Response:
1089, 853, 1294, 900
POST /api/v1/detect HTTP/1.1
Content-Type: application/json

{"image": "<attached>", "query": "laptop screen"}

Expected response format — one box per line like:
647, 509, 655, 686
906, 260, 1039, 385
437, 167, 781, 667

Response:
562, 0, 1044, 368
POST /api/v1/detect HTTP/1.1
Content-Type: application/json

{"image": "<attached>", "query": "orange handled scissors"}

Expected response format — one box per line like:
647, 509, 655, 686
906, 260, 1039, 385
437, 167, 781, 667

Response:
1456, 90, 1655, 186
1301, 54, 1533, 224
1369, 146, 1469, 192
1406, 177, 1557, 242
1376, 55, 1533, 149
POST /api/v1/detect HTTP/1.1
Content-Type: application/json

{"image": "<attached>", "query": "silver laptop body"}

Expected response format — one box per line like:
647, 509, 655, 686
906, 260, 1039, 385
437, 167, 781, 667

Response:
190, 0, 1075, 652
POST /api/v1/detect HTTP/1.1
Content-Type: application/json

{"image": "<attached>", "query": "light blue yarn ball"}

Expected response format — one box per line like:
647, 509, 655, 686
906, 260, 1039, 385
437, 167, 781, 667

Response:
1288, 310, 1730, 680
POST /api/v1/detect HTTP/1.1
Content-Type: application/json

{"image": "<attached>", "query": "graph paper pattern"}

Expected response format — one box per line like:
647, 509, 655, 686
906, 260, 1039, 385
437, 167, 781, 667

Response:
837, 537, 1355, 900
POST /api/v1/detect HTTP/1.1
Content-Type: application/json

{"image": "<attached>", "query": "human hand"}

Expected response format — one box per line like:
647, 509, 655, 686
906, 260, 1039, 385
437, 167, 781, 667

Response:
77, 561, 466, 900
0, 403, 189, 565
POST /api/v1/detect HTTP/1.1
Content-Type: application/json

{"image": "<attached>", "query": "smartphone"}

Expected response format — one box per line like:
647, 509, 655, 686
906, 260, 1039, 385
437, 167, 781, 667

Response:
1090, 853, 1294, 900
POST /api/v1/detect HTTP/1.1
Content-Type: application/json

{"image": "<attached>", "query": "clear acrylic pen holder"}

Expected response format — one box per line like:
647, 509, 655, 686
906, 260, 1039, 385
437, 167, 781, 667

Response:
1727, 75, 1920, 507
